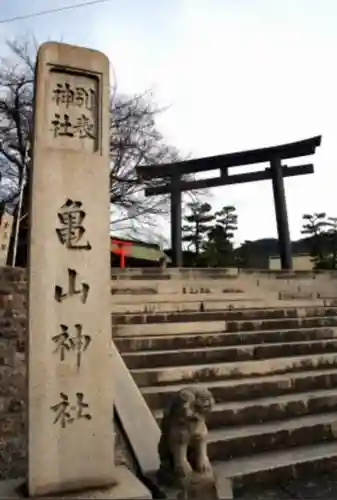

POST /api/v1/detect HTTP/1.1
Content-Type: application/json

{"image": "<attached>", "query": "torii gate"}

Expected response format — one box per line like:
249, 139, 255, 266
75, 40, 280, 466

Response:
136, 136, 322, 269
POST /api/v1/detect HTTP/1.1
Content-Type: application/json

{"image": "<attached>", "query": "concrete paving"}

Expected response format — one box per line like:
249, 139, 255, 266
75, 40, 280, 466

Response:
239, 474, 337, 499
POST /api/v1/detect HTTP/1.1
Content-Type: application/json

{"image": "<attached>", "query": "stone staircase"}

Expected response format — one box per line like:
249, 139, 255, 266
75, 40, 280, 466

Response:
111, 268, 337, 495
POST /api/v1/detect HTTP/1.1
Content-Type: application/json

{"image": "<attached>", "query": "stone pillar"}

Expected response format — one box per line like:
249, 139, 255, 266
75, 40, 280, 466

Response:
27, 42, 114, 497
0, 211, 14, 266
0, 41, 150, 500
170, 174, 183, 267
270, 157, 293, 270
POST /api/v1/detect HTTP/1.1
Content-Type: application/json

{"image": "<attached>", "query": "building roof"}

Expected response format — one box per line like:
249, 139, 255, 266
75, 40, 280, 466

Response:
110, 236, 171, 263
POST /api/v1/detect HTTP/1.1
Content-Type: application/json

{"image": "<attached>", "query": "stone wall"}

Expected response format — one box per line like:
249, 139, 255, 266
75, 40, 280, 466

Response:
0, 266, 26, 479
0, 266, 136, 480
4, 264, 336, 480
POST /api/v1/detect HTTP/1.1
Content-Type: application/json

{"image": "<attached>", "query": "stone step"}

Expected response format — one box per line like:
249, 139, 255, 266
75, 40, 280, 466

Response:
111, 297, 266, 314
112, 292, 257, 303
112, 298, 337, 313
110, 291, 330, 303
110, 267, 337, 279
110, 272, 337, 299
123, 339, 337, 370
115, 315, 337, 337
111, 298, 337, 314
207, 412, 337, 461
212, 442, 337, 493
111, 273, 241, 282
114, 320, 227, 336
111, 288, 337, 304
110, 278, 253, 293
153, 388, 337, 428
113, 306, 337, 325
110, 269, 337, 286
115, 326, 336, 353
141, 368, 337, 410
124, 339, 337, 370
131, 352, 337, 387
111, 268, 240, 279
110, 273, 242, 282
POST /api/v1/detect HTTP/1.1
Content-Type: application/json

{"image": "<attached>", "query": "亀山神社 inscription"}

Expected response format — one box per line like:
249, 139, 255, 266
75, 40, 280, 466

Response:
56, 199, 92, 250
52, 324, 91, 370
51, 392, 92, 429
28, 42, 115, 497
54, 268, 89, 303
48, 70, 99, 152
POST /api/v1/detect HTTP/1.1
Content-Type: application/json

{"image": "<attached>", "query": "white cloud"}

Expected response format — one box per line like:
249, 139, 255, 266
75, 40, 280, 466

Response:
2, 0, 337, 245
140, 0, 337, 244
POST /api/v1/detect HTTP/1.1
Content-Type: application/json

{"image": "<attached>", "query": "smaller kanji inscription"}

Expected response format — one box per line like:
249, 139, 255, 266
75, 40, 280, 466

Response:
56, 199, 91, 250
50, 392, 92, 429
51, 113, 95, 140
52, 324, 91, 371
55, 268, 89, 304
52, 82, 96, 111
49, 75, 99, 152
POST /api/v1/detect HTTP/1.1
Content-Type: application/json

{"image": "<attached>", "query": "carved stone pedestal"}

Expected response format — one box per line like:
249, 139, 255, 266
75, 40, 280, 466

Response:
0, 467, 151, 499
159, 470, 222, 499
155, 387, 233, 500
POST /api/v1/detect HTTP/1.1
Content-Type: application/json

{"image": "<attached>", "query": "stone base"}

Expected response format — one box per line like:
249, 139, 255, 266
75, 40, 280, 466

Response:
0, 467, 152, 499
157, 470, 233, 500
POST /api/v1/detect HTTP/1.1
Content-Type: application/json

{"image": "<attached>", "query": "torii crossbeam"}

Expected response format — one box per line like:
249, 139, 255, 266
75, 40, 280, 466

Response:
137, 136, 322, 269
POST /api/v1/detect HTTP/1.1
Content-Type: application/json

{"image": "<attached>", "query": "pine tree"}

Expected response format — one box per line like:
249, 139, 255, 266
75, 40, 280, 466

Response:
301, 213, 329, 269
214, 205, 238, 240
326, 217, 337, 269
203, 205, 238, 267
182, 202, 215, 257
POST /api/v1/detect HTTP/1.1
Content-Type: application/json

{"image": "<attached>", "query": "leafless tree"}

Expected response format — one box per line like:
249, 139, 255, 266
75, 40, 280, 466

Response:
0, 36, 196, 242
0, 38, 34, 209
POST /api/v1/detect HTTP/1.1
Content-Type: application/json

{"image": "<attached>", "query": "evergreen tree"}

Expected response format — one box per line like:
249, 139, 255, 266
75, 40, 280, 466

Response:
182, 202, 215, 258
301, 213, 329, 269
214, 205, 238, 239
326, 217, 337, 269
203, 205, 238, 267
235, 239, 253, 268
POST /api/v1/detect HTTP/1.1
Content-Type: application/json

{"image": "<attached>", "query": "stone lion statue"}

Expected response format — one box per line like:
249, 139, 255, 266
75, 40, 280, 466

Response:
157, 387, 215, 484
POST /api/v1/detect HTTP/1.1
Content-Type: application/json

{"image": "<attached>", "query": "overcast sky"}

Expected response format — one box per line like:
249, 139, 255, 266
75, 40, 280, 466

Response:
1, 0, 336, 245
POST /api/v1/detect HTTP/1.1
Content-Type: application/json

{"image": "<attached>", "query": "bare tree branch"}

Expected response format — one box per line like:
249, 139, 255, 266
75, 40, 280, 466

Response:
0, 36, 208, 244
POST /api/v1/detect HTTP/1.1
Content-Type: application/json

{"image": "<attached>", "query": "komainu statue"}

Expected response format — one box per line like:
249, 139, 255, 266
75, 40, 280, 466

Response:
157, 387, 215, 491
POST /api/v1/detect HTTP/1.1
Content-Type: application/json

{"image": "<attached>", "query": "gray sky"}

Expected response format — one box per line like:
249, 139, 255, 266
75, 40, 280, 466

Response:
1, 0, 336, 245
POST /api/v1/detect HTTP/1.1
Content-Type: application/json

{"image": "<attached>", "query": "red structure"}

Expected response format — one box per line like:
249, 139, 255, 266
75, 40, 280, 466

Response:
111, 239, 133, 269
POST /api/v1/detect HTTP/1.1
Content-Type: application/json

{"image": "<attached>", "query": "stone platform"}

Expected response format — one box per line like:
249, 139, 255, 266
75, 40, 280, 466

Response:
0, 467, 151, 499
239, 473, 337, 499
111, 267, 337, 496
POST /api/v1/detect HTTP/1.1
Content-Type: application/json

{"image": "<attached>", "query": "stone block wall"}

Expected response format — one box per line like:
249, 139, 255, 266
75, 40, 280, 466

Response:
0, 266, 27, 479
0, 266, 135, 480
